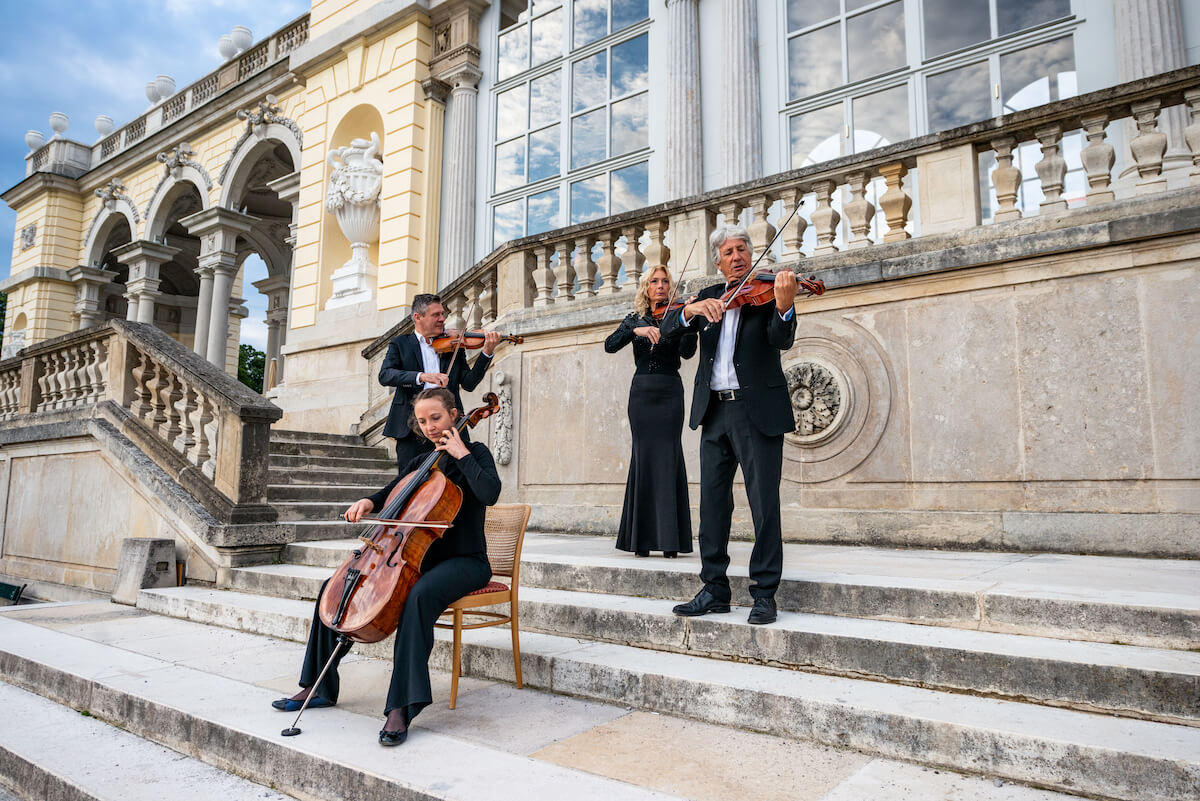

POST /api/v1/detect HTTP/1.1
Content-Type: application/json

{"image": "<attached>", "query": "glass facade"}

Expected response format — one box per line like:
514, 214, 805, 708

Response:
490, 0, 650, 247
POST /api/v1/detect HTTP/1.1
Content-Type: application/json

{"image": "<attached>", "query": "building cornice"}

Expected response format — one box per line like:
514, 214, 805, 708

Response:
1, 173, 82, 210
0, 265, 73, 293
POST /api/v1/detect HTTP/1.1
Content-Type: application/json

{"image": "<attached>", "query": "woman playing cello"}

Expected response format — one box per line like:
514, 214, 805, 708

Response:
271, 387, 499, 746
604, 265, 698, 558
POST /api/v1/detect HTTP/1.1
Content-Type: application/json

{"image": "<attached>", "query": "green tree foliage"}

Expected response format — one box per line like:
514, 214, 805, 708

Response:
238, 343, 265, 393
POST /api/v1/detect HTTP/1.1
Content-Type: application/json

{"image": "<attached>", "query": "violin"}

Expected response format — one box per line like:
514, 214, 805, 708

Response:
719, 270, 825, 312
428, 329, 524, 354
651, 297, 693, 321
318, 393, 500, 643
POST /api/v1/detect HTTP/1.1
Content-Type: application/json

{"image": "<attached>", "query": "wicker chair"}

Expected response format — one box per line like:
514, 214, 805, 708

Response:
434, 502, 531, 709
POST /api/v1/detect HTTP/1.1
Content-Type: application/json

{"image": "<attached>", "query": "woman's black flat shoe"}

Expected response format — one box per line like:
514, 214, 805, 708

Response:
664, 551, 678, 558
635, 551, 650, 557
379, 727, 408, 746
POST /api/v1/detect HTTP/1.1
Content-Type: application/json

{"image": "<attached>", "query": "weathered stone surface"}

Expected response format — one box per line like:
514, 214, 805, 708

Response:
111, 538, 176, 606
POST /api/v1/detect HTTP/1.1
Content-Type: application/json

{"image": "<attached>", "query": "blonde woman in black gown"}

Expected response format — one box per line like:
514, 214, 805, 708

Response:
605, 266, 698, 557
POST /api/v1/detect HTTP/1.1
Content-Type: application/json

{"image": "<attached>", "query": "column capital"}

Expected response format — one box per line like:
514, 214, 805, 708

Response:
422, 76, 452, 104
111, 239, 181, 267
441, 62, 483, 93
180, 206, 258, 256
265, 172, 301, 205
66, 265, 117, 286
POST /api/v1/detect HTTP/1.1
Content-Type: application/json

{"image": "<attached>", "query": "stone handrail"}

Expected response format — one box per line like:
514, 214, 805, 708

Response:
0, 320, 282, 516
25, 14, 309, 176
363, 64, 1200, 362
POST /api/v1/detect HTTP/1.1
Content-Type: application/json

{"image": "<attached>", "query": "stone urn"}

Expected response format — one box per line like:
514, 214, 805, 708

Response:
324, 132, 383, 308
218, 35, 237, 60
146, 81, 161, 105
48, 112, 69, 138
230, 25, 253, 51
155, 75, 176, 99
94, 115, 114, 137
25, 130, 44, 151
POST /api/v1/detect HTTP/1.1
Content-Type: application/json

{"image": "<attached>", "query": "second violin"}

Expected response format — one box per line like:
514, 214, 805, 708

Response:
428, 329, 524, 353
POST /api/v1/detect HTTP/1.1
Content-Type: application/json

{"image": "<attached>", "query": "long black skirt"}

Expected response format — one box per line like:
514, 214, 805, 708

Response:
615, 373, 693, 554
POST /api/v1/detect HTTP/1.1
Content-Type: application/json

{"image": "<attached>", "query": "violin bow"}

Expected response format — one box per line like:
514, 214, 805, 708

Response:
447, 298, 479, 373
658, 237, 698, 329
719, 201, 804, 312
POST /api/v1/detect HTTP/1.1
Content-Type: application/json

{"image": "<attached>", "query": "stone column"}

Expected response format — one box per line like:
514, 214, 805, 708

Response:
111, 240, 180, 327
266, 171, 300, 383
252, 273, 290, 389
439, 62, 484, 286
665, 0, 703, 200
192, 265, 214, 356
181, 207, 257, 368
1114, 0, 1187, 154
67, 265, 117, 329
721, 0, 762, 187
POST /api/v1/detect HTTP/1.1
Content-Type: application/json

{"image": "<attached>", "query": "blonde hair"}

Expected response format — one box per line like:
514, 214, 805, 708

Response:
633, 266, 674, 317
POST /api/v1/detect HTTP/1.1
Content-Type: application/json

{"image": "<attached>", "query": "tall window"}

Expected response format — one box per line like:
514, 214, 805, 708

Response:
490, 0, 650, 248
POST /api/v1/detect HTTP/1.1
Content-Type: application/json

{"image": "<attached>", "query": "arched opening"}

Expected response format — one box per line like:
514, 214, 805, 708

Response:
89, 214, 134, 320
147, 182, 204, 346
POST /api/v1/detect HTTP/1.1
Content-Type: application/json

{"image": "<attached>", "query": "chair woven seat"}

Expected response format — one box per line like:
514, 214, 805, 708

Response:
468, 580, 510, 596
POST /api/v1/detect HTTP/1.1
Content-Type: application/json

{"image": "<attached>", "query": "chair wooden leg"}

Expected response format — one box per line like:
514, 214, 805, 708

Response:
450, 609, 463, 709
510, 599, 522, 689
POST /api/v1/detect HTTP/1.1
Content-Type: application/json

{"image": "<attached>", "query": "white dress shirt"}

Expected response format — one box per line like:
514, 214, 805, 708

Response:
416, 334, 441, 388
683, 303, 795, 392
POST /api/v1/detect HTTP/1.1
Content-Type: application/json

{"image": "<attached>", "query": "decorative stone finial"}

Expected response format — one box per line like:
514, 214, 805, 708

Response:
324, 132, 383, 308
25, 130, 45, 151
95, 115, 114, 137
218, 35, 238, 60
230, 25, 253, 51
49, 112, 69, 138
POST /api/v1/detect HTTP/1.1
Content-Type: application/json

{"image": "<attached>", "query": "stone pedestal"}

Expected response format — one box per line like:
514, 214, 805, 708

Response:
111, 538, 176, 606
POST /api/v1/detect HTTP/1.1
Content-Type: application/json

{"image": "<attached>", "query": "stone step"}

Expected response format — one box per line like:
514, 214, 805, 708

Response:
269, 428, 366, 446
268, 453, 395, 472
0, 611, 683, 801
288, 521, 376, 542
268, 467, 396, 487
272, 501, 351, 523
0, 682, 300, 801
131, 586, 1200, 801
267, 483, 381, 503
284, 534, 1200, 650
215, 562, 1200, 724
268, 440, 390, 459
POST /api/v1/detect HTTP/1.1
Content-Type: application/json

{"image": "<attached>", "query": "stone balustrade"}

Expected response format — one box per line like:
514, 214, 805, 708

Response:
26, 14, 309, 177
0, 320, 281, 514
421, 65, 1200, 336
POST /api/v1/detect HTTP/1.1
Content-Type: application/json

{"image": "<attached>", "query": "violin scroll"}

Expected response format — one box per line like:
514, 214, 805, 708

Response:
466, 392, 501, 427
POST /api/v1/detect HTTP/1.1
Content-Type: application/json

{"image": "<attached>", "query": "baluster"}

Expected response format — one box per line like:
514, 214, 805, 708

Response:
573, 236, 597, 298
718, 199, 743, 228
1129, 100, 1168, 195
60, 349, 79, 408
193, 392, 217, 478
72, 344, 95, 404
159, 371, 183, 443
89, 338, 109, 401
844, 173, 875, 249
466, 281, 484, 328
445, 294, 467, 330
595, 231, 621, 294
642, 220, 670, 274
1185, 89, 1200, 186
1034, 125, 1068, 215
745, 195, 777, 264
553, 241, 575, 302
174, 379, 198, 457
877, 163, 912, 242
0, 371, 15, 417
1079, 113, 1115, 205
990, 137, 1022, 222
129, 349, 155, 420
479, 271, 498, 325
777, 188, 808, 259
621, 226, 645, 289
532, 246, 556, 307
148, 358, 170, 429
46, 354, 65, 410
810, 180, 840, 256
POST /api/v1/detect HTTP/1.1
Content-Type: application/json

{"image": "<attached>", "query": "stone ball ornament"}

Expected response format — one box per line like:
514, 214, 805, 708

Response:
25, 130, 45, 151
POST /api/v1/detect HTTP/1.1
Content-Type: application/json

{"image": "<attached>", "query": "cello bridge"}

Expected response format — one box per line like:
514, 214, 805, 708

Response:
357, 536, 384, 554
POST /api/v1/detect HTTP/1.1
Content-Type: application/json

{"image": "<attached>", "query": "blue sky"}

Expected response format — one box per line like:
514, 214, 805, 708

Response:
0, 0, 309, 348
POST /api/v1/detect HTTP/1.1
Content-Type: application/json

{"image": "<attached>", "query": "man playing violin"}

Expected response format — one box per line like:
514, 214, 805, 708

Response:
660, 225, 797, 625
380, 293, 501, 469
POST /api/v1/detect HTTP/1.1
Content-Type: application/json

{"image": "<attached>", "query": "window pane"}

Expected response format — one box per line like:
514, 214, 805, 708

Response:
571, 108, 607, 168
498, 23, 528, 81
493, 198, 524, 247
529, 71, 561, 128
527, 187, 561, 234
495, 138, 526, 192
611, 34, 649, 97
845, 0, 874, 9
530, 0, 558, 15
998, 0, 1071, 36
532, 7, 562, 67
496, 84, 528, 140
788, 24, 841, 101
611, 161, 648, 215
529, 124, 560, 182
611, 92, 648, 156
612, 0, 648, 32
787, 0, 837, 31
924, 0, 989, 58
847, 2, 905, 82
574, 0, 607, 47
572, 51, 608, 111
927, 62, 991, 130
1000, 36, 1076, 113
571, 174, 606, 224
790, 103, 843, 168
852, 85, 908, 152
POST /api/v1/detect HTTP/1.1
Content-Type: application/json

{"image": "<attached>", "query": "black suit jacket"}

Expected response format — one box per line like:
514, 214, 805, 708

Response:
378, 333, 493, 439
661, 284, 797, 436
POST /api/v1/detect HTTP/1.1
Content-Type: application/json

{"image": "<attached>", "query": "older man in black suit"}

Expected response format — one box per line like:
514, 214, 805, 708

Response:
660, 225, 798, 625
379, 293, 500, 469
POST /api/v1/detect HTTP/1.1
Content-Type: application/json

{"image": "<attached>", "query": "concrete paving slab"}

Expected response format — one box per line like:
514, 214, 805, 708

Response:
816, 759, 1081, 801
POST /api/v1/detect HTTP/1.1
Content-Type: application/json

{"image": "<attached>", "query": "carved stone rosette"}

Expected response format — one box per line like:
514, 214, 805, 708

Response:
785, 358, 849, 445
324, 132, 383, 308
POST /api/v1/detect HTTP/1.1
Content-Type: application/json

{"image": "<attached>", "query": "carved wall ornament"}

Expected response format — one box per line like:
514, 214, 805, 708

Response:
785, 359, 849, 444
435, 25, 451, 55
218, 94, 303, 186
324, 132, 383, 308
155, 142, 214, 189
20, 223, 36, 250
95, 179, 141, 224
493, 369, 513, 466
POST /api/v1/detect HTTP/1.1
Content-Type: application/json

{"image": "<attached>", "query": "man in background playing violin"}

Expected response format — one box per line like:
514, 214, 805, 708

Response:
379, 293, 501, 469
660, 225, 797, 625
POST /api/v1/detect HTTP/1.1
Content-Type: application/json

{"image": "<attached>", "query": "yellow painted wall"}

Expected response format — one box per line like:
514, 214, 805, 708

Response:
309, 0, 391, 40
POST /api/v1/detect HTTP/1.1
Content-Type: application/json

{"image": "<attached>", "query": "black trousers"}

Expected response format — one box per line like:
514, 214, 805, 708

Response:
393, 435, 434, 471
299, 553, 492, 721
697, 396, 784, 602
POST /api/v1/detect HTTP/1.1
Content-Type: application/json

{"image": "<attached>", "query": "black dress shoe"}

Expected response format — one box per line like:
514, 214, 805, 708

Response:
635, 550, 650, 557
663, 551, 677, 558
672, 589, 731, 617
378, 727, 408, 746
747, 597, 777, 625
